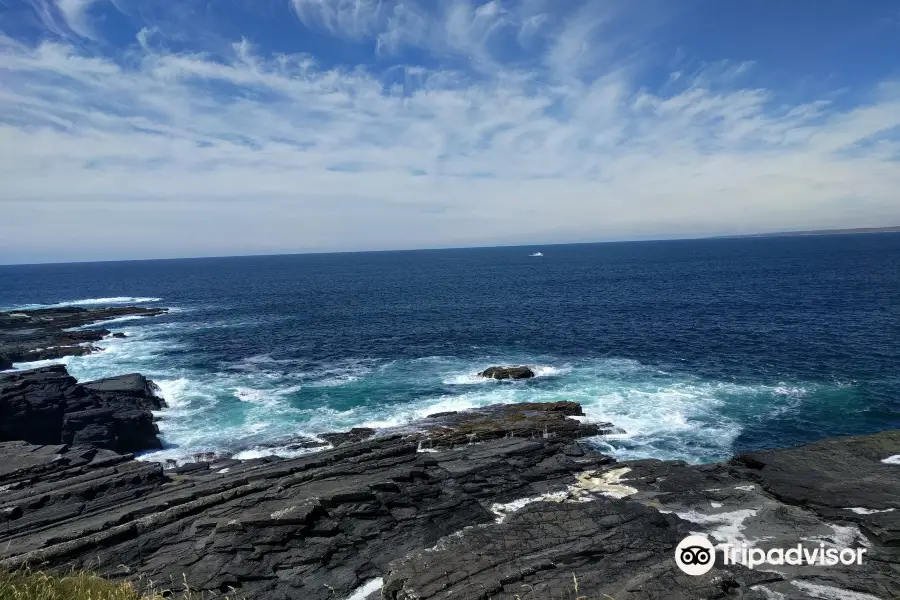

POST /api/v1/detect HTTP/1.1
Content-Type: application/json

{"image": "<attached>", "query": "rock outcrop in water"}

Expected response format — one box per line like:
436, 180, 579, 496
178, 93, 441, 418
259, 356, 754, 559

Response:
1, 361, 898, 600
0, 305, 167, 370
0, 366, 166, 453
479, 365, 535, 380
417, 400, 622, 448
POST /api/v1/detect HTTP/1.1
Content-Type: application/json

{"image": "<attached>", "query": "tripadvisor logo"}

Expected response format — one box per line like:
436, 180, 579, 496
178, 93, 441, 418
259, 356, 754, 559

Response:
675, 535, 868, 575
675, 536, 716, 576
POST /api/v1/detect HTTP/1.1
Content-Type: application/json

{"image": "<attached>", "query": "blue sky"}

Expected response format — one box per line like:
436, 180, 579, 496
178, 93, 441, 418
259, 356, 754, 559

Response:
1, 0, 899, 263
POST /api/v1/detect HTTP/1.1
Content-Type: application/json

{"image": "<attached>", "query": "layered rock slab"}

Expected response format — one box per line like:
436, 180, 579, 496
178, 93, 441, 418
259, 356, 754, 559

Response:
0, 435, 612, 600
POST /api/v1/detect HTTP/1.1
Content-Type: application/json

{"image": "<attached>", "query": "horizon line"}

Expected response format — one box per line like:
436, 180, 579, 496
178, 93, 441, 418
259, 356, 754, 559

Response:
2, 225, 899, 268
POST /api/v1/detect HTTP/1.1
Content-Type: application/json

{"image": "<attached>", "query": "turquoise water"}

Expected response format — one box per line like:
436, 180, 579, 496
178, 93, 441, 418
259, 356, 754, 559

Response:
2, 235, 898, 464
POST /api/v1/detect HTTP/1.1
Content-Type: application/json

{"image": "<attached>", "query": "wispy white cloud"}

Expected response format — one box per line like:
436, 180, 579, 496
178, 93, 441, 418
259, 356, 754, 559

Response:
54, 0, 102, 38
290, 0, 390, 39
1, 0, 899, 262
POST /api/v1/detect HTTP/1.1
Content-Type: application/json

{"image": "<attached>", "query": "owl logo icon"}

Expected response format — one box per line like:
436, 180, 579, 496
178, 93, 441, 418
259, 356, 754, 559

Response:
675, 535, 716, 576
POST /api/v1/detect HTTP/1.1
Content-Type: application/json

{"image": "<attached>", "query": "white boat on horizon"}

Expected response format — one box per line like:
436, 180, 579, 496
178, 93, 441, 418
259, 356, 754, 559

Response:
530, 252, 544, 257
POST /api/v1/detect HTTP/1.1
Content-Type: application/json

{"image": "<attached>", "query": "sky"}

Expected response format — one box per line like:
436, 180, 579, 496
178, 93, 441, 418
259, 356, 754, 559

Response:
1, 0, 899, 263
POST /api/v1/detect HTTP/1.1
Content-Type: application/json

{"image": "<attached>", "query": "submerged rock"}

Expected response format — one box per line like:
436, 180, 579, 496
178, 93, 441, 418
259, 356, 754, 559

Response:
479, 366, 535, 380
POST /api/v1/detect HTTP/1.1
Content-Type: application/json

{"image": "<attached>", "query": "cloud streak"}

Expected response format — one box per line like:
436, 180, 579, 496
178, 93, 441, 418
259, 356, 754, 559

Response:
1, 0, 899, 263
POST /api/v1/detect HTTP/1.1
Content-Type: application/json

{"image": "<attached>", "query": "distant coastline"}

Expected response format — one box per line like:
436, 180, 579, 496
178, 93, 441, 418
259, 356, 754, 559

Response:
720, 225, 900, 238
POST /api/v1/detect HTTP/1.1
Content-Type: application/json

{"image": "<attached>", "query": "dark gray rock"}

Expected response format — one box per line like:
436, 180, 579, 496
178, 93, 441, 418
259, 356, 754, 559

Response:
383, 498, 777, 600
314, 401, 621, 451
0, 366, 165, 453
112, 332, 127, 339
0, 365, 80, 444
1, 386, 898, 600
732, 429, 900, 547
413, 401, 621, 448
318, 427, 376, 446
479, 366, 535, 380
0, 305, 167, 368
81, 373, 167, 411
0, 434, 611, 600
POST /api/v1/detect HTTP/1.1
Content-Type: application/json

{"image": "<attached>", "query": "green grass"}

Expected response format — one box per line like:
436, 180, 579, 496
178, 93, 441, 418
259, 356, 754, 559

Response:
0, 570, 244, 600
0, 569, 158, 600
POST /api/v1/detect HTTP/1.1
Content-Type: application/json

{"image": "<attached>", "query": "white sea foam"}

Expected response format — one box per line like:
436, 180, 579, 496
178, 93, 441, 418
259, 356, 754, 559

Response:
11, 356, 75, 370
848, 507, 896, 515
532, 365, 571, 377
675, 508, 761, 547
5, 297, 162, 310
443, 372, 492, 385
575, 379, 746, 462
345, 578, 383, 600
12, 323, 831, 468
153, 378, 193, 409
75, 315, 153, 327
881, 455, 900, 465
231, 446, 325, 460
234, 387, 280, 407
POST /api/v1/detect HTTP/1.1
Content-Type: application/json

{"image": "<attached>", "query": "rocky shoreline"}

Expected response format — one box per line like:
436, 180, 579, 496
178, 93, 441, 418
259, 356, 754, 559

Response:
1, 306, 899, 599
0, 305, 168, 370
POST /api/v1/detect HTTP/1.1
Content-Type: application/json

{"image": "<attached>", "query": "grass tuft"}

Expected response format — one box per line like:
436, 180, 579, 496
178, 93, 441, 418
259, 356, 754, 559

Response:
0, 569, 245, 600
0, 569, 158, 600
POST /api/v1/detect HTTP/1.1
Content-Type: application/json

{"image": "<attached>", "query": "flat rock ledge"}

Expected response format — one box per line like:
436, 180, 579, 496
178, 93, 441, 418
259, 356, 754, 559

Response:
0, 305, 168, 370
301, 401, 619, 452
1, 400, 898, 600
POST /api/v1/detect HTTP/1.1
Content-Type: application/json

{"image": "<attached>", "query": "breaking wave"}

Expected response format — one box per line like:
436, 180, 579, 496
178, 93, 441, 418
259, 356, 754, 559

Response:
4, 297, 163, 310
6, 310, 835, 466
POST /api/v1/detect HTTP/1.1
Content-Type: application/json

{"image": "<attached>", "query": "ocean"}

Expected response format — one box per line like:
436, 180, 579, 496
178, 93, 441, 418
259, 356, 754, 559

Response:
2, 234, 899, 465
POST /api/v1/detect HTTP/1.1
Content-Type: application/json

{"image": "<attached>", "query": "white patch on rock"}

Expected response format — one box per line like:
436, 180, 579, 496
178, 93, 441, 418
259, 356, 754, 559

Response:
345, 578, 383, 600
216, 467, 231, 474
802, 523, 870, 549
791, 581, 882, 600
270, 506, 299, 520
416, 441, 440, 454
575, 468, 639, 499
710, 502, 723, 508
427, 523, 491, 552
881, 455, 900, 465
489, 468, 638, 523
848, 507, 896, 515
753, 586, 787, 600
490, 491, 570, 523
734, 484, 756, 492
675, 508, 760, 547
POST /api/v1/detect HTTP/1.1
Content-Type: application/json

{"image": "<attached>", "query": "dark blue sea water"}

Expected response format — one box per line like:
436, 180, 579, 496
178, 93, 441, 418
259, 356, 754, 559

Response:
2, 234, 899, 464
